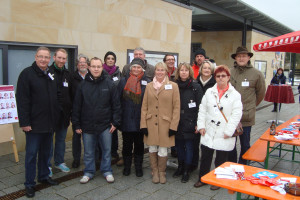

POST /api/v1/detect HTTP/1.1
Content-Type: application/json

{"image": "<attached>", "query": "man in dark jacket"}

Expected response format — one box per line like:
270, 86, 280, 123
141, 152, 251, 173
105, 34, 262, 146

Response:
72, 57, 121, 184
16, 47, 59, 198
48, 48, 72, 174
71, 54, 89, 168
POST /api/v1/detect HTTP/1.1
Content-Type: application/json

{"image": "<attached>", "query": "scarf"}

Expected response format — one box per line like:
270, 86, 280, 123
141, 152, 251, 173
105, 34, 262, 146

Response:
103, 63, 117, 75
153, 76, 167, 91
217, 84, 229, 99
199, 75, 212, 87
177, 78, 192, 89
123, 72, 144, 104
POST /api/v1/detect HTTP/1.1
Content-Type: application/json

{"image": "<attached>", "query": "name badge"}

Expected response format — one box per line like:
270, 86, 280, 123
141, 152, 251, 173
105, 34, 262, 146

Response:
242, 81, 249, 87
141, 80, 147, 85
63, 81, 68, 87
113, 77, 118, 81
165, 84, 172, 90
48, 73, 54, 80
188, 102, 196, 108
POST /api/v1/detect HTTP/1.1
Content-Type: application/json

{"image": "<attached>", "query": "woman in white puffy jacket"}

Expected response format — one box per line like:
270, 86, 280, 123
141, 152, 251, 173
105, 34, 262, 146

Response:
194, 65, 242, 190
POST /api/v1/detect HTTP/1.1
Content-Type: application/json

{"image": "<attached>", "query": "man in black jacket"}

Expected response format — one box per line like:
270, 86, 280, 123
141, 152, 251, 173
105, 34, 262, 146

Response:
71, 54, 89, 168
72, 57, 121, 184
48, 48, 72, 174
16, 47, 59, 198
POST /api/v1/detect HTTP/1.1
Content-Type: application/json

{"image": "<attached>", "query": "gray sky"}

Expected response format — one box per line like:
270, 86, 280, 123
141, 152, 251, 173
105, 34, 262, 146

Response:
240, 0, 300, 31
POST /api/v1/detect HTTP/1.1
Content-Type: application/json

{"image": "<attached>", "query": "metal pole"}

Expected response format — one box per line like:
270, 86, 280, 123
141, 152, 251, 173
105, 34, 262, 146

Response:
291, 53, 296, 86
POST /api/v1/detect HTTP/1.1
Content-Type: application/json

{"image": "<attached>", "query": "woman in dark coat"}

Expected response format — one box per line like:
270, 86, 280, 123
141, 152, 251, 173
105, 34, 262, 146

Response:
118, 58, 150, 177
173, 63, 203, 183
270, 68, 286, 112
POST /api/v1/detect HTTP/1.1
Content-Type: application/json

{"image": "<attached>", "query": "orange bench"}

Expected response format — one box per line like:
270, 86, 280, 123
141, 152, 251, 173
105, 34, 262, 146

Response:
242, 139, 276, 167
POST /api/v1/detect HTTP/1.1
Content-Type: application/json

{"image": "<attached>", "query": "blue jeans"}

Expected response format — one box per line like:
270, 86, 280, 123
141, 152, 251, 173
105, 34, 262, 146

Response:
175, 138, 194, 165
82, 128, 112, 178
228, 126, 252, 164
24, 132, 52, 187
48, 127, 68, 166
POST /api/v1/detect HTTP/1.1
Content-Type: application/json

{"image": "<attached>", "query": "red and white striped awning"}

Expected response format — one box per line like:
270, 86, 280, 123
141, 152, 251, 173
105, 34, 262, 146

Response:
253, 31, 300, 53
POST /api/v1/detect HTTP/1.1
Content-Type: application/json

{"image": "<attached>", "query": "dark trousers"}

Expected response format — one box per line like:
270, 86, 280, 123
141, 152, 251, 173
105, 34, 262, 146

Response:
175, 138, 194, 165
111, 129, 119, 156
198, 144, 228, 179
122, 132, 144, 157
72, 127, 82, 162
228, 126, 252, 164
273, 103, 282, 111
25, 132, 52, 187
192, 134, 200, 167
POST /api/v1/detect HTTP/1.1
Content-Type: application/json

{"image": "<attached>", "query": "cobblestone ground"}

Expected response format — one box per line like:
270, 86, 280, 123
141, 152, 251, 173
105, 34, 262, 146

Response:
0, 86, 299, 200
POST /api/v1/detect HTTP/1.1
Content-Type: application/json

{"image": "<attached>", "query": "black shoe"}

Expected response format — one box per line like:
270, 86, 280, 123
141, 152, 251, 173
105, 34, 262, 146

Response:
72, 160, 80, 168
172, 161, 184, 178
38, 178, 58, 185
134, 155, 143, 177
135, 168, 143, 177
271, 109, 277, 112
181, 165, 190, 183
25, 186, 35, 198
123, 167, 131, 176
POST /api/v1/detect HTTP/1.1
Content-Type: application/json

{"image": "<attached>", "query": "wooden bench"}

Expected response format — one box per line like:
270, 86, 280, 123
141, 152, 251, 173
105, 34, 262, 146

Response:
242, 139, 277, 168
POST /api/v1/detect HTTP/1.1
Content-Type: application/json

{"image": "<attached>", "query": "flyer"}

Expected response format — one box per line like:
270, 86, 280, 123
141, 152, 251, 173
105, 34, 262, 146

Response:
0, 85, 19, 125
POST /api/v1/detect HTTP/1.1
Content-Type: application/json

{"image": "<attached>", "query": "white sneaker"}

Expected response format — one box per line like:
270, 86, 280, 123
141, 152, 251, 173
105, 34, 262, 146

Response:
49, 167, 53, 177
105, 174, 114, 183
80, 176, 90, 184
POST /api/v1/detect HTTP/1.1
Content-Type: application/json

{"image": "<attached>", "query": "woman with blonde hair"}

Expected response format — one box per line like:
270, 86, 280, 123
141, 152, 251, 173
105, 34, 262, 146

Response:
140, 62, 180, 184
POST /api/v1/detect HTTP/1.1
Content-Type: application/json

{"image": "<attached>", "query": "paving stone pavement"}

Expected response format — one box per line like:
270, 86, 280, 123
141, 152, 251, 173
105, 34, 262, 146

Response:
0, 86, 299, 200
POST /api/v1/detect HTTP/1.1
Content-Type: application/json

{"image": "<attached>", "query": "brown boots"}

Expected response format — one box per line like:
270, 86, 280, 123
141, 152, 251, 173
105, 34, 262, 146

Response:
149, 152, 168, 184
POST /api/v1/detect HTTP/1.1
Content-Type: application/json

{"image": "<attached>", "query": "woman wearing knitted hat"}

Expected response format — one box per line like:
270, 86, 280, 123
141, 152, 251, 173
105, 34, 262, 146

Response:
140, 62, 180, 184
118, 58, 150, 177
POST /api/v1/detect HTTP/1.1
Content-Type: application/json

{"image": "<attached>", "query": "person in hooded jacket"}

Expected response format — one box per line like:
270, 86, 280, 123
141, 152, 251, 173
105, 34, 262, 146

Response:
118, 58, 150, 177
173, 62, 203, 183
270, 67, 286, 112
72, 57, 121, 184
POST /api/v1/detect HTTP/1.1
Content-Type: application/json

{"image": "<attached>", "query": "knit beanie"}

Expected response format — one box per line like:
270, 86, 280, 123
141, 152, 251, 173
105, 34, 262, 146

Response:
194, 48, 206, 58
130, 58, 145, 70
104, 51, 117, 62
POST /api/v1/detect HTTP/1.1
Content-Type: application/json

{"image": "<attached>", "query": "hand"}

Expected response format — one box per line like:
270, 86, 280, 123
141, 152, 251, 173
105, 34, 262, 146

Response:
109, 124, 116, 133
224, 134, 230, 139
169, 129, 177, 137
194, 126, 199, 134
140, 128, 148, 136
199, 129, 206, 136
76, 129, 82, 134
21, 126, 32, 132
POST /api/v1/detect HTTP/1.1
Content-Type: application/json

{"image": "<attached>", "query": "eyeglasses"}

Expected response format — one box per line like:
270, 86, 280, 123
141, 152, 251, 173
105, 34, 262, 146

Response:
166, 59, 175, 62
90, 65, 102, 69
216, 75, 227, 78
36, 55, 51, 60
79, 61, 87, 64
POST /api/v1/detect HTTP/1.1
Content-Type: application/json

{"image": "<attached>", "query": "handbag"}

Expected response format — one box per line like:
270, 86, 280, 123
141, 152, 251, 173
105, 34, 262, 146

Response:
215, 98, 243, 137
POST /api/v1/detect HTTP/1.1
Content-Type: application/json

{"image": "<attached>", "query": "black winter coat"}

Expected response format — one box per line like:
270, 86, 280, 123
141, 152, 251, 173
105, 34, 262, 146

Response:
72, 72, 121, 134
196, 75, 216, 94
118, 74, 150, 132
103, 67, 122, 86
71, 70, 87, 101
271, 73, 286, 85
176, 79, 203, 140
50, 63, 72, 128
16, 61, 59, 133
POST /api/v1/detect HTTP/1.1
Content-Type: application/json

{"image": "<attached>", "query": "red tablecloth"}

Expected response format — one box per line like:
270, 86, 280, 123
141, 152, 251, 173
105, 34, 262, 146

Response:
264, 85, 295, 103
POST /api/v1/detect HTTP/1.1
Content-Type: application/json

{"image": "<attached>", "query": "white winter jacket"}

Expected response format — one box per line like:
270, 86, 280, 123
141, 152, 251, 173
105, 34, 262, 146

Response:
197, 83, 243, 151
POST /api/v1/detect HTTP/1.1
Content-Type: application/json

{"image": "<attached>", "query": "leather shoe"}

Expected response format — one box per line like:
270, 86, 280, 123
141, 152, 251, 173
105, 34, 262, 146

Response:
72, 160, 80, 168
194, 181, 206, 188
25, 186, 35, 198
210, 185, 220, 190
38, 178, 58, 185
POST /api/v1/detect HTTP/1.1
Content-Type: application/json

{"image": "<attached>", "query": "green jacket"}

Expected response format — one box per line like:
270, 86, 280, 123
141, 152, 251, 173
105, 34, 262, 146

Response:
230, 62, 266, 126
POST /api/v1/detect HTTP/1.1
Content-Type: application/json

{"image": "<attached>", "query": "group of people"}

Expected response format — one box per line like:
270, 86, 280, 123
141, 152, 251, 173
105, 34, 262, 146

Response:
16, 45, 266, 198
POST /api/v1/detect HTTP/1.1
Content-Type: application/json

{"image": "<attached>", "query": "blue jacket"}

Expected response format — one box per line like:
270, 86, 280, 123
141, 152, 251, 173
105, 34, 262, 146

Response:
118, 74, 150, 132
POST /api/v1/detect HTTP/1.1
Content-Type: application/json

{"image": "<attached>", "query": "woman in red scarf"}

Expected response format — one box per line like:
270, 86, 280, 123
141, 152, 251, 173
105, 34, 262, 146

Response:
118, 58, 150, 177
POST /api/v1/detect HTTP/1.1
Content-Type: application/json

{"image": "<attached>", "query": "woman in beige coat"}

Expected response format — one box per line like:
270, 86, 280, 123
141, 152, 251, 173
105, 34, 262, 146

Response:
140, 62, 180, 184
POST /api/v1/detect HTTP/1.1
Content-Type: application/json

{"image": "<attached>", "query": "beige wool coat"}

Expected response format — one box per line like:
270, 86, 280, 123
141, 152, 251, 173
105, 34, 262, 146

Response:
140, 80, 180, 147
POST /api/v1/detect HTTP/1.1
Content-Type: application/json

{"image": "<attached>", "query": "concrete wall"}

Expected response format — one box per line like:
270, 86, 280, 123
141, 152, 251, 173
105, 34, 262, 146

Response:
0, 0, 192, 155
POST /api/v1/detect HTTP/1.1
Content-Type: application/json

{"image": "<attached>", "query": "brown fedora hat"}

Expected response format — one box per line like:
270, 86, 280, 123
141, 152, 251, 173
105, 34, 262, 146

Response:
231, 46, 253, 59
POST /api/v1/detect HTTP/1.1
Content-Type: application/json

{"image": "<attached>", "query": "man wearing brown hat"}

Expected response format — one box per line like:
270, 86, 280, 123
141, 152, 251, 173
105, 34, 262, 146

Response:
228, 46, 266, 165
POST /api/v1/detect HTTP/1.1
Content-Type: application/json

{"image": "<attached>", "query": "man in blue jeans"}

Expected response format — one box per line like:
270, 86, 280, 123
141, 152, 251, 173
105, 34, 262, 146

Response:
72, 57, 121, 184
48, 48, 72, 175
16, 47, 59, 198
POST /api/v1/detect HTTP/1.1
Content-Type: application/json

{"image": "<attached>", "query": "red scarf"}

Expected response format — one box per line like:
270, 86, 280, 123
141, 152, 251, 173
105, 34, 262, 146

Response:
124, 72, 144, 104
167, 67, 175, 78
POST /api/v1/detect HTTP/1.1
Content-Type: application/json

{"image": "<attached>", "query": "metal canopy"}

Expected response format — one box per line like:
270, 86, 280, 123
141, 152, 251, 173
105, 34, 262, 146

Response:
176, 0, 293, 36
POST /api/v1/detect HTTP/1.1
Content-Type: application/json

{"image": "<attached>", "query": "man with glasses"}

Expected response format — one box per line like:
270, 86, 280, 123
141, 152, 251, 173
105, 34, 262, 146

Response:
228, 46, 265, 164
72, 57, 121, 184
122, 47, 155, 80
163, 54, 176, 81
71, 54, 89, 168
17, 47, 59, 198
48, 48, 72, 175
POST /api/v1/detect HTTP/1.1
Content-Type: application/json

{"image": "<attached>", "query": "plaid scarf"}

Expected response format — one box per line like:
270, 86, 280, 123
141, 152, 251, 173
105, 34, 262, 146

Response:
123, 72, 144, 104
